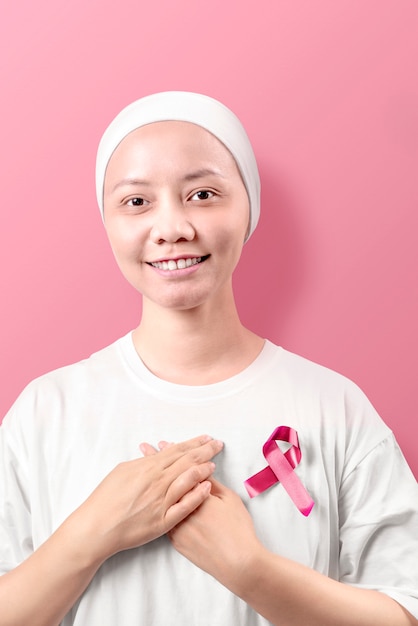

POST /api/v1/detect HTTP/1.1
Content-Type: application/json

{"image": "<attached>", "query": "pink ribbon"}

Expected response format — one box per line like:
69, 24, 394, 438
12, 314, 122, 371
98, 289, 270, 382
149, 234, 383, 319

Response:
244, 426, 314, 516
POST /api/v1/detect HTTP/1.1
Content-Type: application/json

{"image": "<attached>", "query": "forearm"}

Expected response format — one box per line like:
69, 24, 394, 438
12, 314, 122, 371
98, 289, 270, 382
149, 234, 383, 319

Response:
229, 546, 417, 626
0, 436, 222, 625
0, 510, 104, 626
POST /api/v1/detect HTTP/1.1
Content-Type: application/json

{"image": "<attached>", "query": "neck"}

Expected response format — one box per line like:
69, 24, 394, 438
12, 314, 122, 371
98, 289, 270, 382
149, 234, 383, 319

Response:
132, 291, 264, 385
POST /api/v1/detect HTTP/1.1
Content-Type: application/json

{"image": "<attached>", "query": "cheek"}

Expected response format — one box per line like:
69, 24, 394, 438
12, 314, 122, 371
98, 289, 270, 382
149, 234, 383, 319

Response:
232, 196, 251, 245
220, 207, 249, 253
105, 220, 143, 262
104, 227, 146, 292
215, 224, 245, 271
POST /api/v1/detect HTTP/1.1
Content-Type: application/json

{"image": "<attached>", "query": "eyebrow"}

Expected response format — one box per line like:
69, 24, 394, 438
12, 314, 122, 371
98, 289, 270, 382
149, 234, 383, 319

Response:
111, 168, 225, 193
111, 178, 150, 193
183, 168, 225, 182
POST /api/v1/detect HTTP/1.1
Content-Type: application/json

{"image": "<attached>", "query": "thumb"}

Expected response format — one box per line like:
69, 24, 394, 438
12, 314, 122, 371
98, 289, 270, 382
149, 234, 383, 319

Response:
208, 477, 228, 496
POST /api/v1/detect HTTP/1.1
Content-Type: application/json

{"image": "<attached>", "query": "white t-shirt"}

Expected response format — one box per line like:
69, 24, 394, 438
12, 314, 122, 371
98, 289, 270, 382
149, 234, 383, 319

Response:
1, 334, 418, 624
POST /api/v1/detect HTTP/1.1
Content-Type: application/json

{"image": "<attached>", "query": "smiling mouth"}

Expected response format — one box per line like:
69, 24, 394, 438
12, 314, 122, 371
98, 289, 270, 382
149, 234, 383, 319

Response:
148, 255, 210, 271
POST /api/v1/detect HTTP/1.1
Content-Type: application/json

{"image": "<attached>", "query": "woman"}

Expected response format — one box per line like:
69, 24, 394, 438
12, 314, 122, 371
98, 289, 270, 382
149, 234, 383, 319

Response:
1, 91, 417, 625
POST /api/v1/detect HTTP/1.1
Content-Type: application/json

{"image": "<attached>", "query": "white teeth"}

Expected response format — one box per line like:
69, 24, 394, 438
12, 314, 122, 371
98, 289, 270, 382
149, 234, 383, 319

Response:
151, 257, 202, 271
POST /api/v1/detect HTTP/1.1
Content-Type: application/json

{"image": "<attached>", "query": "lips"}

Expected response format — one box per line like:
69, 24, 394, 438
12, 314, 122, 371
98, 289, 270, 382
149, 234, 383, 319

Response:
148, 255, 210, 271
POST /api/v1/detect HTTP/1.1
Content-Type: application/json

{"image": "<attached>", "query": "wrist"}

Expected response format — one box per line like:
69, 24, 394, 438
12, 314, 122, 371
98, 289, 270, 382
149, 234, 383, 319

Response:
218, 539, 270, 599
57, 506, 110, 573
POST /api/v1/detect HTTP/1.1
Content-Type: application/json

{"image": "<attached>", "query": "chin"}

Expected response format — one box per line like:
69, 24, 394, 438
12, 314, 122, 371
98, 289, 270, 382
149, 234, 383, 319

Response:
127, 272, 227, 311
145, 284, 215, 312
153, 295, 208, 311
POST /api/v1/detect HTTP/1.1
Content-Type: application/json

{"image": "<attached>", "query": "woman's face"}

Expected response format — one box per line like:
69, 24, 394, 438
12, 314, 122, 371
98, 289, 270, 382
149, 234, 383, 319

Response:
103, 121, 250, 312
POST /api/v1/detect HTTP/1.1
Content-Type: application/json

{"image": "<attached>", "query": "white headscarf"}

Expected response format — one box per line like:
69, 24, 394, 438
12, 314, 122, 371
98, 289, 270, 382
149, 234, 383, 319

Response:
96, 91, 260, 240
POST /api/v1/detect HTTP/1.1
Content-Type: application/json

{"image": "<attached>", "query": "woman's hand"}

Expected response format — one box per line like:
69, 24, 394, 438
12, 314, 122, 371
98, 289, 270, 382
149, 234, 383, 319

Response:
69, 435, 223, 565
168, 478, 262, 591
141, 440, 261, 588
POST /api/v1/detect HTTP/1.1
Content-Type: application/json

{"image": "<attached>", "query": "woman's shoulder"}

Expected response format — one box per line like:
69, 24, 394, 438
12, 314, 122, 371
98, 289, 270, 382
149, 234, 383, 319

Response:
265, 340, 392, 444
2, 333, 131, 428
266, 340, 367, 397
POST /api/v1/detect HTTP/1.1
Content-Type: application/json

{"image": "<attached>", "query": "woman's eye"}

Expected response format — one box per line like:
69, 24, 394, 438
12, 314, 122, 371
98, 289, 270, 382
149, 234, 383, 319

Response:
127, 197, 147, 206
191, 190, 214, 201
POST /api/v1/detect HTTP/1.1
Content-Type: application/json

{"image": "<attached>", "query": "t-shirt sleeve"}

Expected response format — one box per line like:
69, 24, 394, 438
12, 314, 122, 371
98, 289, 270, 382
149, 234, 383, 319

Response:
0, 407, 33, 576
338, 433, 418, 618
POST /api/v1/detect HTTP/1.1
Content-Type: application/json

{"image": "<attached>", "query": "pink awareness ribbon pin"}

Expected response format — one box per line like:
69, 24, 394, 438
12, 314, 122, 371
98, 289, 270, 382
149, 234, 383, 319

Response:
244, 426, 314, 516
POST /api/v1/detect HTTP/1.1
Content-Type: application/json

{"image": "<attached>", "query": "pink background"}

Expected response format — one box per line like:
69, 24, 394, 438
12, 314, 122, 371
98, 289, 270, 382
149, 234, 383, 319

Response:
0, 1, 417, 476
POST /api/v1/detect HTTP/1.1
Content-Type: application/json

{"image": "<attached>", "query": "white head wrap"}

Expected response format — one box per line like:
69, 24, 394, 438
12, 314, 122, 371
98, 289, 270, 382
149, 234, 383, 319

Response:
96, 91, 260, 240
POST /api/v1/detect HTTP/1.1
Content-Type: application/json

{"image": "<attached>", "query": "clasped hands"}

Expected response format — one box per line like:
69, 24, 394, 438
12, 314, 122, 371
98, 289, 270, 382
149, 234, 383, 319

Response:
141, 438, 262, 590
73, 434, 261, 589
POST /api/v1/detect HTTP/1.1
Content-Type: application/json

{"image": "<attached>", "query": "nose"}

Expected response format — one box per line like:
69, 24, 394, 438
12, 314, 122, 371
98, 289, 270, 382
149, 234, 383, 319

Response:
149, 196, 196, 244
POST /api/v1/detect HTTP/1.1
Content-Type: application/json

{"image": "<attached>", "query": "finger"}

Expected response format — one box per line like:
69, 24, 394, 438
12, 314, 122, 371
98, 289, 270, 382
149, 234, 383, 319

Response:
139, 440, 174, 455
209, 478, 242, 505
140, 436, 219, 459
162, 437, 224, 472
166, 461, 216, 506
139, 442, 159, 456
165, 481, 211, 529
158, 435, 223, 468
208, 477, 225, 494
158, 440, 174, 450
